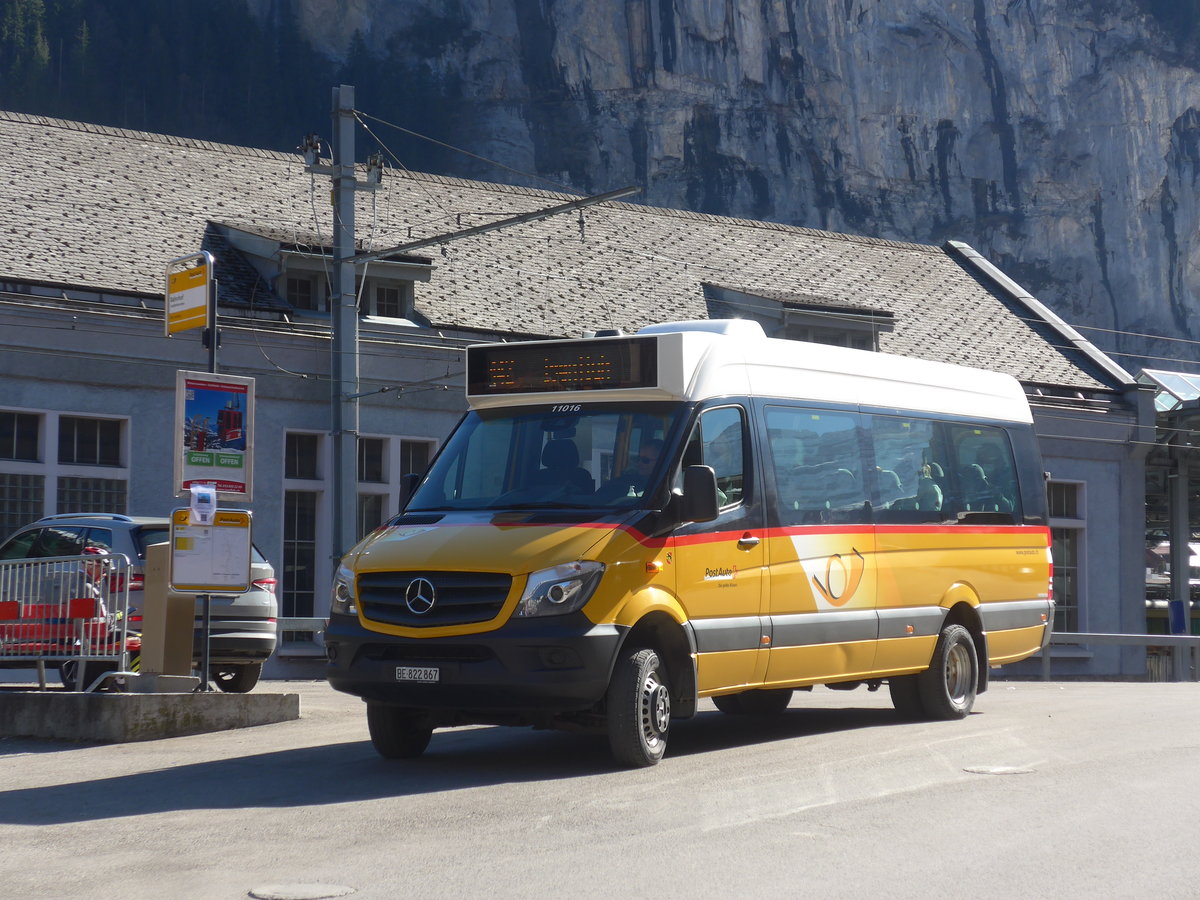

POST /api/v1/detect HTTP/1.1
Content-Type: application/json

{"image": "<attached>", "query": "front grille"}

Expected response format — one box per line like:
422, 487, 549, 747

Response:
361, 644, 495, 664
358, 571, 512, 627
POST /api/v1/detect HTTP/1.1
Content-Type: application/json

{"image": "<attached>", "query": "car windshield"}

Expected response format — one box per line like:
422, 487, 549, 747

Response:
407, 402, 684, 512
135, 527, 170, 556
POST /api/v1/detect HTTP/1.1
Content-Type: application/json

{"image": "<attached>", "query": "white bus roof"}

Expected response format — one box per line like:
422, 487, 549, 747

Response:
466, 319, 1033, 424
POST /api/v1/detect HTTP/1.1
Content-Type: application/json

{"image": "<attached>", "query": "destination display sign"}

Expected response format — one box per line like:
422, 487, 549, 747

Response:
467, 336, 658, 396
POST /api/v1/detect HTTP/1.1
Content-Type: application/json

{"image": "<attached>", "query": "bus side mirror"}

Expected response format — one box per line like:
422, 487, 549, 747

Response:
681, 465, 720, 523
398, 473, 421, 512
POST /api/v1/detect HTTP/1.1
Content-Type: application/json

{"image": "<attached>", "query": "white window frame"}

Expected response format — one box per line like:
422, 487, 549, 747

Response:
282, 430, 329, 627
355, 434, 438, 529
0, 406, 130, 517
1048, 479, 1087, 632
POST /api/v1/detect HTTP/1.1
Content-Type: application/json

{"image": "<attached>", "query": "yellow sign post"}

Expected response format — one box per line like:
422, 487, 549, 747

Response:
169, 507, 252, 691
166, 261, 210, 336
168, 508, 252, 594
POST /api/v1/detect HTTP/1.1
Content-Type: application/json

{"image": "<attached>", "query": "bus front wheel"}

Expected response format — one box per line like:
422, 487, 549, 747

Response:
917, 624, 978, 719
606, 647, 671, 767
367, 702, 434, 759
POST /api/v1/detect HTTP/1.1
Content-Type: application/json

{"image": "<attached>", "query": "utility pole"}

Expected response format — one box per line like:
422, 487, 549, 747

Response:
331, 85, 360, 564
304, 85, 382, 562
305, 84, 639, 568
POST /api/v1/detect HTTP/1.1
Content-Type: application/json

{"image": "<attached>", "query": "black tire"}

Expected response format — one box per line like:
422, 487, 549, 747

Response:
58, 659, 80, 690
606, 647, 671, 767
712, 688, 793, 716
211, 662, 262, 693
711, 692, 746, 714
367, 702, 434, 760
888, 674, 926, 719
916, 624, 978, 719
59, 660, 116, 691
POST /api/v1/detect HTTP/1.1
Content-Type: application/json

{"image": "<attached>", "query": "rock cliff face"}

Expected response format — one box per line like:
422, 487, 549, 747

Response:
253, 0, 1200, 368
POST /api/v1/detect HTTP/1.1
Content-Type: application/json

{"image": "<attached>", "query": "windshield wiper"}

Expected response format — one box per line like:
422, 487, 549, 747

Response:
488, 501, 597, 510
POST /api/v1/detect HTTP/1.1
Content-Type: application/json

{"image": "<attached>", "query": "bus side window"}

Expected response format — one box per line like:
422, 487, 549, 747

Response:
690, 406, 745, 507
766, 407, 868, 525
943, 424, 1021, 519
867, 416, 944, 523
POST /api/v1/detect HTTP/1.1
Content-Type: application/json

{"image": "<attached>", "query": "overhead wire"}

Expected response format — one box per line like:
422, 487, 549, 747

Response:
6, 289, 1196, 447
6, 304, 1200, 447
355, 110, 579, 194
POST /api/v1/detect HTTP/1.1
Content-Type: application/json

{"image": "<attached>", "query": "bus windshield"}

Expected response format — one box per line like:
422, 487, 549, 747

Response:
407, 403, 682, 512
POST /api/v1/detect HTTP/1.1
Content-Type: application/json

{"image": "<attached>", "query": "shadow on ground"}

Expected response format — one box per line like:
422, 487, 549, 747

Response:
0, 704, 905, 825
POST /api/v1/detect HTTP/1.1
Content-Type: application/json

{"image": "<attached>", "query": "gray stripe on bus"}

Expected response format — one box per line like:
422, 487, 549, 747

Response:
690, 617, 766, 653
690, 598, 1051, 654
977, 598, 1053, 632
771, 610, 877, 647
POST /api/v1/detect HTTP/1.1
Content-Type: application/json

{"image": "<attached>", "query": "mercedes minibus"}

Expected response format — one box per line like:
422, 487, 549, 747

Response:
325, 319, 1053, 767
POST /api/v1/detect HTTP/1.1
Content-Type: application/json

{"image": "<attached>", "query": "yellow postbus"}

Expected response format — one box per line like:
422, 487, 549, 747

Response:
326, 320, 1053, 767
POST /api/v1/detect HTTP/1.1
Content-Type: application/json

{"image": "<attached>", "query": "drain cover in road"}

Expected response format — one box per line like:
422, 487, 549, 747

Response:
963, 765, 1036, 775
249, 884, 356, 900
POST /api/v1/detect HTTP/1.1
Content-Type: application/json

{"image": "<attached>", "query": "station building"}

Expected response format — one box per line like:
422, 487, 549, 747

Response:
0, 109, 1156, 678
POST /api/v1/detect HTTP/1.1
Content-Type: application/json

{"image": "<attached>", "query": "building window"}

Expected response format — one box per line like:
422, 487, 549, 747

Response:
58, 417, 121, 466
286, 274, 327, 312
785, 322, 878, 351
376, 285, 401, 318
358, 438, 386, 483
0, 412, 39, 461
367, 282, 414, 318
1048, 481, 1084, 632
57, 477, 127, 514
400, 439, 432, 477
358, 493, 387, 540
282, 490, 318, 638
1048, 482, 1078, 519
286, 433, 320, 480
0, 473, 44, 542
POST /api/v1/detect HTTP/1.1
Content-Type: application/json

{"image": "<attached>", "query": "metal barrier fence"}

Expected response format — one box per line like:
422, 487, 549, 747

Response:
1042, 632, 1200, 682
0, 553, 134, 691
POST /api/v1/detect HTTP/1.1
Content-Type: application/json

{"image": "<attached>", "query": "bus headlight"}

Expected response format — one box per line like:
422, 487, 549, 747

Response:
514, 561, 605, 618
331, 566, 358, 616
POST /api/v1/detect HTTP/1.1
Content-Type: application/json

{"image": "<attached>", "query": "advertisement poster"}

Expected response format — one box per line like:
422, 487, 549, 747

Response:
174, 371, 255, 499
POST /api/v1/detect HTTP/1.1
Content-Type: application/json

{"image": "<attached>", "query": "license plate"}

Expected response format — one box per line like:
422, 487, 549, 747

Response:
395, 666, 439, 683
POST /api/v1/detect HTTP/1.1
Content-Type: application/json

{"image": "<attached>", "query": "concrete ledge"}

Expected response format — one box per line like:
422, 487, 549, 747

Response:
0, 690, 301, 742
126, 674, 201, 693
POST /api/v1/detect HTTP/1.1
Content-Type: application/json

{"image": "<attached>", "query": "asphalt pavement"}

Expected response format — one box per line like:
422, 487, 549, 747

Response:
2, 678, 1200, 900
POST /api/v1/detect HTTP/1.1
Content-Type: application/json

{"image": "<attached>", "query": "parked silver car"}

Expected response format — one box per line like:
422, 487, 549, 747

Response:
0, 513, 277, 691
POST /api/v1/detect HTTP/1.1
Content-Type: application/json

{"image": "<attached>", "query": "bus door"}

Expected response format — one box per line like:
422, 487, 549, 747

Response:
672, 404, 768, 692
868, 414, 954, 671
761, 406, 878, 685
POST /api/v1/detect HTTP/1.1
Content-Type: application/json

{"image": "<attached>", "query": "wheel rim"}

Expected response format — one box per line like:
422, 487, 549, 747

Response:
640, 669, 671, 750
945, 641, 973, 705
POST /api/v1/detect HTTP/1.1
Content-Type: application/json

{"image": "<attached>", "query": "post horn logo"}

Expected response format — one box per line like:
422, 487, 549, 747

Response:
810, 548, 866, 608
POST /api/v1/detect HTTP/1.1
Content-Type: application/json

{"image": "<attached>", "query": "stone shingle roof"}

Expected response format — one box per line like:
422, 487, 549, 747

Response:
0, 109, 1113, 391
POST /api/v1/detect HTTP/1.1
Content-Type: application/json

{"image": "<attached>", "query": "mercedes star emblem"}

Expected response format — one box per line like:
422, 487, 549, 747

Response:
405, 577, 437, 615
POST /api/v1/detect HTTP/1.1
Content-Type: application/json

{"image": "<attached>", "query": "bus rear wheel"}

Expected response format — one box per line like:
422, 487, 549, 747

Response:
367, 702, 434, 759
606, 647, 671, 767
712, 688, 793, 716
917, 624, 978, 719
